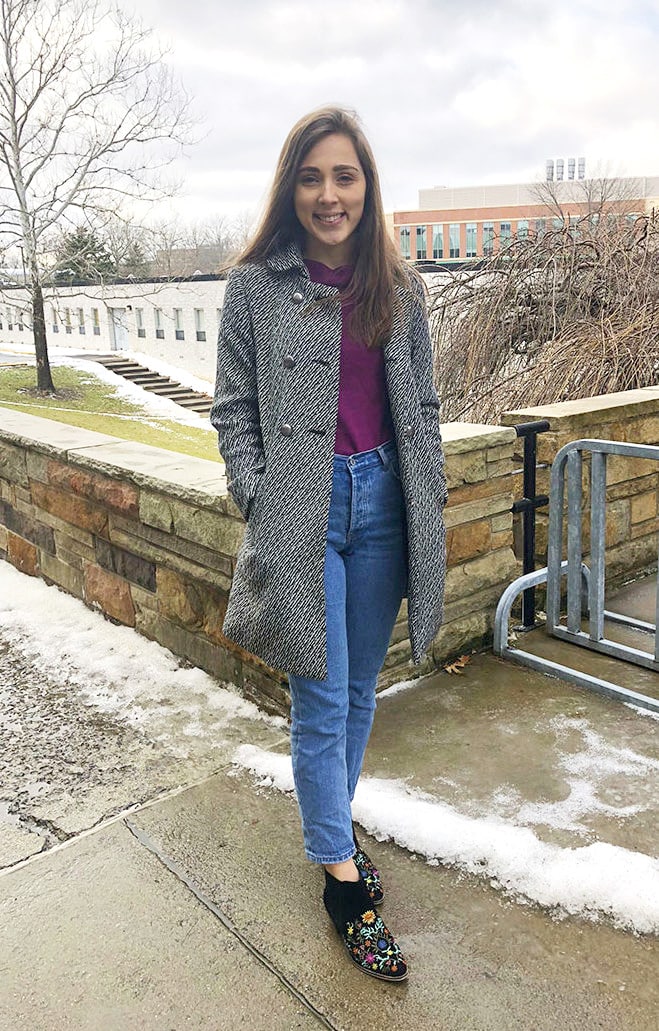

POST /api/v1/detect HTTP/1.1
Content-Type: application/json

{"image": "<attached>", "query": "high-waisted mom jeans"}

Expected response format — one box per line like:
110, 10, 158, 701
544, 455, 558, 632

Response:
288, 441, 408, 864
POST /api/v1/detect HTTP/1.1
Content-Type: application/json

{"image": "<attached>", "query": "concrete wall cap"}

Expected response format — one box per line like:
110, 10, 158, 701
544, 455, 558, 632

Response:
501, 387, 659, 426
442, 422, 517, 454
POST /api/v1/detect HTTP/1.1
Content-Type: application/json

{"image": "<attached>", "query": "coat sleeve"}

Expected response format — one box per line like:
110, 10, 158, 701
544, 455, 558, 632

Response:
210, 266, 266, 520
409, 278, 443, 447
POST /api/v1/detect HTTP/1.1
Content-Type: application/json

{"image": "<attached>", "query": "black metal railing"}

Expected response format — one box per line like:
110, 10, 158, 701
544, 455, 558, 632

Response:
511, 420, 550, 628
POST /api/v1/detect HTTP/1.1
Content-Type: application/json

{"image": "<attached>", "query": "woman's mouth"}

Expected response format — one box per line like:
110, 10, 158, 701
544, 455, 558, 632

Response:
314, 213, 345, 225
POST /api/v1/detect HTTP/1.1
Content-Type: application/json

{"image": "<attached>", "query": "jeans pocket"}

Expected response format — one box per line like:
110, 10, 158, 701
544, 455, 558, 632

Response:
387, 452, 403, 482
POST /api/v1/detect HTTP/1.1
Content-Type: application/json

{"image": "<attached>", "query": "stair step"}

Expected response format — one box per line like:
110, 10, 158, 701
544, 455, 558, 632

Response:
122, 373, 169, 383
163, 391, 207, 401
178, 399, 212, 410
143, 384, 188, 395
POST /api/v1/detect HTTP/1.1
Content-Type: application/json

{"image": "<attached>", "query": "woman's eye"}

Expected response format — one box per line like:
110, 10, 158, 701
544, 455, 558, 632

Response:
299, 176, 318, 186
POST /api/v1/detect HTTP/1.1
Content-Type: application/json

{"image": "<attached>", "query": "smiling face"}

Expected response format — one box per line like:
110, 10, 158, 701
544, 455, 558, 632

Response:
293, 132, 366, 268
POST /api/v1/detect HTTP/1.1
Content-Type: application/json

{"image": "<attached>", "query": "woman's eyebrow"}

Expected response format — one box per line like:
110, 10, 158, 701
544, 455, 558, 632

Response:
297, 164, 361, 174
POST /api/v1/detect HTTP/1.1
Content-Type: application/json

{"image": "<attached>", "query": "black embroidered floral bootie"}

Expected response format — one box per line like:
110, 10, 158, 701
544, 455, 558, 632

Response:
323, 870, 408, 982
352, 825, 385, 905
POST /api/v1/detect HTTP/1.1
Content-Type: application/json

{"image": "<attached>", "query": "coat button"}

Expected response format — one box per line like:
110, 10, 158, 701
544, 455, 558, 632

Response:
403, 424, 415, 438
292, 291, 304, 304
282, 354, 296, 369
279, 422, 293, 437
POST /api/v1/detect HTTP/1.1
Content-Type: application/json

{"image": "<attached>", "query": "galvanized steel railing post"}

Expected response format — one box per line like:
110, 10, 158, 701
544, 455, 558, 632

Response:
566, 450, 584, 633
495, 436, 659, 714
589, 450, 607, 642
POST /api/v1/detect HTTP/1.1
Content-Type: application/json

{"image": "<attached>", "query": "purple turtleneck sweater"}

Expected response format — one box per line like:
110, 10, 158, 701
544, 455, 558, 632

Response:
305, 259, 394, 456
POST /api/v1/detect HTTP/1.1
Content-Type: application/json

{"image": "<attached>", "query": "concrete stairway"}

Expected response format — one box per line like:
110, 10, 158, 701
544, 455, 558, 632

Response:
85, 354, 213, 416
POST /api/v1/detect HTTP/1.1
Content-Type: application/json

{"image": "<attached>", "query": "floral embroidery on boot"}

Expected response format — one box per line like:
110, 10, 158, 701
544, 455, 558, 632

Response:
353, 847, 385, 905
343, 909, 408, 981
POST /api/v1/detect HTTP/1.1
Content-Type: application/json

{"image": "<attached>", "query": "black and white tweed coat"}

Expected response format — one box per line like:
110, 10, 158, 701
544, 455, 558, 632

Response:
210, 242, 447, 680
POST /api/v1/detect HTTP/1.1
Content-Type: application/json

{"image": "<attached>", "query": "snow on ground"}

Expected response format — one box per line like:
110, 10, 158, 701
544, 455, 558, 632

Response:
377, 677, 422, 699
234, 743, 659, 936
2, 553, 658, 935
0, 562, 285, 755
479, 715, 658, 836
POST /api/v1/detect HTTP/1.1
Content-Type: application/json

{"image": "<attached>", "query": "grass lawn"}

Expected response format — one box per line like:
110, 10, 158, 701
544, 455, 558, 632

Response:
0, 364, 221, 462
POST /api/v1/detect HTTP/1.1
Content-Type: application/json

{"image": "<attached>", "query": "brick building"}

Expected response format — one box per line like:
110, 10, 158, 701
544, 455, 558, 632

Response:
393, 172, 659, 264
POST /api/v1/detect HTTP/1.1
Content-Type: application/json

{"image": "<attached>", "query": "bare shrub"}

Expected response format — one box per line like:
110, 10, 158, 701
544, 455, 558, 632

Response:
432, 212, 659, 423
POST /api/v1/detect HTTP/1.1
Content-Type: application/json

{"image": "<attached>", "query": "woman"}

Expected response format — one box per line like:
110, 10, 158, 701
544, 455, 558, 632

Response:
211, 107, 447, 982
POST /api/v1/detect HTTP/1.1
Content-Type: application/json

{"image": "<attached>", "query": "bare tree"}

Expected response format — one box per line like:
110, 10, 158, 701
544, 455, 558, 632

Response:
0, 0, 192, 391
531, 168, 641, 223
432, 204, 659, 423
101, 219, 150, 277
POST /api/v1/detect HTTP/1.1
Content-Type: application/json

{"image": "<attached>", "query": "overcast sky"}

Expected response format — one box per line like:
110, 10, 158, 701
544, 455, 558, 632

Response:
134, 0, 659, 224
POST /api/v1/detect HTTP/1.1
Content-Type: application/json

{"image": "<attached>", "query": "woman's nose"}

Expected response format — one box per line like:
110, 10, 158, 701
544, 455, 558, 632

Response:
318, 178, 338, 204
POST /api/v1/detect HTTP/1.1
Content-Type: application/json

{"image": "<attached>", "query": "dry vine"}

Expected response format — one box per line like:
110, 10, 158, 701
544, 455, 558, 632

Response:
431, 212, 659, 423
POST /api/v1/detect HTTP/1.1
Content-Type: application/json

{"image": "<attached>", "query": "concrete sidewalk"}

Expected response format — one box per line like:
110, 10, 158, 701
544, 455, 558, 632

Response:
1, 580, 658, 1029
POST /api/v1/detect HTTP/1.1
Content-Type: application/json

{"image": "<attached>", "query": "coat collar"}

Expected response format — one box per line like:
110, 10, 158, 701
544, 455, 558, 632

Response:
265, 241, 307, 275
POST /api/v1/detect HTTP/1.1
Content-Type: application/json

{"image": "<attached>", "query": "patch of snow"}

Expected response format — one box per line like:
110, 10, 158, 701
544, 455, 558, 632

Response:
0, 562, 286, 747
377, 677, 421, 700
233, 744, 659, 936
624, 703, 659, 722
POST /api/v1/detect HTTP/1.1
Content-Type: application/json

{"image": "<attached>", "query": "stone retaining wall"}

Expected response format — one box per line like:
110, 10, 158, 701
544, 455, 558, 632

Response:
2, 389, 657, 714
0, 409, 518, 715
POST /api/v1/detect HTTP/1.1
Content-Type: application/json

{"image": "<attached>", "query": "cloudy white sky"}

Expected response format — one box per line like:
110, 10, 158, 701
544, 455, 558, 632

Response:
135, 0, 659, 222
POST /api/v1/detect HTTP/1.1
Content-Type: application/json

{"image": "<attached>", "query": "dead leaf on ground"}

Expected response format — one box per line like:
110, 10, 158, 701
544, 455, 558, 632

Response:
443, 654, 471, 675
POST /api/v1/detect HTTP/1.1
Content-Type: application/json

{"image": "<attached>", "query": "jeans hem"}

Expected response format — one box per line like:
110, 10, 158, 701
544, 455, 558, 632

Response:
306, 845, 356, 865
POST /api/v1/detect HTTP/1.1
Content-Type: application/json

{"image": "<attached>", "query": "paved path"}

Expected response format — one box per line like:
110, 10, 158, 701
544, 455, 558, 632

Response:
1, 611, 657, 1029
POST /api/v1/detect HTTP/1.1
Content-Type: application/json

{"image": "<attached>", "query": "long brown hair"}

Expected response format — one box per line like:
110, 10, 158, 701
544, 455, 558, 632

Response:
238, 106, 414, 348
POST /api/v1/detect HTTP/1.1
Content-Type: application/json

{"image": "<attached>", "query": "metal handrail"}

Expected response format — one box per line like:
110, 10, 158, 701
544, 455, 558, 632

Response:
510, 420, 550, 627
495, 437, 659, 713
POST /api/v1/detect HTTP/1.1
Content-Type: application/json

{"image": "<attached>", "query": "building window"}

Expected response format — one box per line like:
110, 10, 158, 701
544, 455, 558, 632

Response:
92, 307, 101, 335
415, 226, 427, 260
51, 307, 58, 333
399, 227, 411, 259
466, 223, 477, 258
449, 223, 460, 259
174, 307, 184, 341
77, 307, 85, 334
64, 307, 72, 334
194, 308, 206, 342
17, 308, 24, 330
135, 307, 146, 338
517, 219, 529, 239
432, 224, 443, 260
7, 307, 13, 330
483, 222, 494, 256
535, 218, 546, 237
552, 217, 564, 231
155, 307, 164, 339
499, 221, 511, 248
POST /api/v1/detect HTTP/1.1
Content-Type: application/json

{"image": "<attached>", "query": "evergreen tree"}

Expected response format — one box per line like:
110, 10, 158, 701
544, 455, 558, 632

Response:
53, 226, 117, 282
